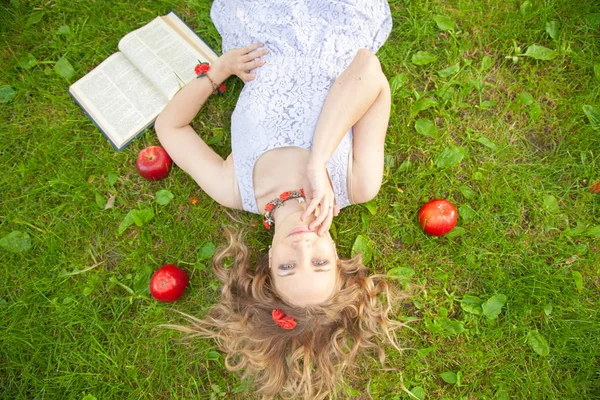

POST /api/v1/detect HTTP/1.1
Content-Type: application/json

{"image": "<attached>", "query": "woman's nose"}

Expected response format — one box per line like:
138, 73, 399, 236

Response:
291, 239, 312, 248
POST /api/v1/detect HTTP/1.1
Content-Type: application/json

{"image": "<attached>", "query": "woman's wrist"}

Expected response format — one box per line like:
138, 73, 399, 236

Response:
208, 58, 231, 85
307, 154, 329, 170
204, 72, 220, 92
306, 161, 328, 180
193, 58, 229, 95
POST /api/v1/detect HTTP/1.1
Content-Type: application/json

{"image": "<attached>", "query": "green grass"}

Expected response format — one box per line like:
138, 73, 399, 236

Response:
1, 0, 599, 399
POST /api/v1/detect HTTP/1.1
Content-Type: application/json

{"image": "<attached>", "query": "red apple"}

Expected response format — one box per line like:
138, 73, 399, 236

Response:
418, 199, 458, 236
149, 264, 189, 302
136, 146, 172, 181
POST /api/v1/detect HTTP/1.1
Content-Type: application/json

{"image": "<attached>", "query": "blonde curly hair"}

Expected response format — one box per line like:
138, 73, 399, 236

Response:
166, 229, 410, 399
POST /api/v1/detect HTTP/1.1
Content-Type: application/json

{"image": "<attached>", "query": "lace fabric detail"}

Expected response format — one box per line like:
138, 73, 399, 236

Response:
211, 0, 392, 214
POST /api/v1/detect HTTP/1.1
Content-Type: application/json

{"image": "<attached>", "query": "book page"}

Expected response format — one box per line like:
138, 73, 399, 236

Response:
70, 52, 167, 148
118, 17, 213, 99
162, 12, 218, 63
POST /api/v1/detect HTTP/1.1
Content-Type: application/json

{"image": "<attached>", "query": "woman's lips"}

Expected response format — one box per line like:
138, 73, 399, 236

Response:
287, 227, 313, 237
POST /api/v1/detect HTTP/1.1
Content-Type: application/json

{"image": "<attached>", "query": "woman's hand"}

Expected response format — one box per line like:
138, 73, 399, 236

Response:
301, 163, 340, 236
212, 43, 268, 83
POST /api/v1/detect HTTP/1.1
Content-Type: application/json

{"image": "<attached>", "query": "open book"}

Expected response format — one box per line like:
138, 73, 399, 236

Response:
69, 12, 218, 150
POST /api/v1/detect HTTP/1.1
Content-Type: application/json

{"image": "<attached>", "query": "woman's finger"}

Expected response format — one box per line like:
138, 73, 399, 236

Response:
309, 199, 332, 230
317, 208, 334, 236
242, 48, 268, 62
241, 42, 264, 54
302, 196, 320, 221
312, 204, 332, 233
244, 58, 266, 70
240, 72, 257, 82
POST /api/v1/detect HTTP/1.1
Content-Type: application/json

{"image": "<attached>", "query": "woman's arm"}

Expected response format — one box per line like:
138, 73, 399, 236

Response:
303, 48, 391, 232
155, 43, 267, 209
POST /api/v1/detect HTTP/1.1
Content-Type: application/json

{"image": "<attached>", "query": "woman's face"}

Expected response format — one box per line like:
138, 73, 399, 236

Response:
269, 213, 338, 307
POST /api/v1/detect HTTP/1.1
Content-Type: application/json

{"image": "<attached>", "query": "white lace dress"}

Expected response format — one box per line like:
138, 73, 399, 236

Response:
210, 0, 392, 214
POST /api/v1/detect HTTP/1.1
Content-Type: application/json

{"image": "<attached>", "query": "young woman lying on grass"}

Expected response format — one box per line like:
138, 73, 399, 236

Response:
156, 1, 409, 398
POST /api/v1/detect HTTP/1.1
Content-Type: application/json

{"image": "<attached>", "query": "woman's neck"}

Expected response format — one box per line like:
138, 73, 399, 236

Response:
253, 148, 311, 210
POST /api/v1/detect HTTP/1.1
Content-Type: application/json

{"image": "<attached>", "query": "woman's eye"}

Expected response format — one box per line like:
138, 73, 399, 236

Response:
313, 260, 328, 266
279, 264, 294, 270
